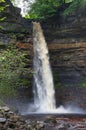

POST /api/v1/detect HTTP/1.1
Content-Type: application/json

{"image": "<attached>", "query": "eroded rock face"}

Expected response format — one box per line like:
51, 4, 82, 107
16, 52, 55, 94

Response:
0, 0, 21, 31
0, 0, 31, 33
48, 42, 86, 108
0, 0, 32, 45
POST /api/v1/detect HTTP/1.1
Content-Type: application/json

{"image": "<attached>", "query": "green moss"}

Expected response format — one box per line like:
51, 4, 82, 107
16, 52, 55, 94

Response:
53, 70, 61, 88
82, 77, 86, 88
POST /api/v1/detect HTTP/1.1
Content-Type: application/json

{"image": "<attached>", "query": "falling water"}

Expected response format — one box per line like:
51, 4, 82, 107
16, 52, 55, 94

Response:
12, 0, 35, 17
33, 22, 56, 112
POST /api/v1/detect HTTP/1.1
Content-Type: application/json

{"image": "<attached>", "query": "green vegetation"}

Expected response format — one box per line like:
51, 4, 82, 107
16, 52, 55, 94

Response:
63, 0, 86, 15
26, 0, 86, 19
26, 0, 70, 19
0, 0, 5, 12
28, 0, 61, 19
0, 0, 10, 22
0, 0, 6, 21
82, 77, 86, 88
1, 0, 86, 20
53, 71, 61, 88
0, 44, 33, 97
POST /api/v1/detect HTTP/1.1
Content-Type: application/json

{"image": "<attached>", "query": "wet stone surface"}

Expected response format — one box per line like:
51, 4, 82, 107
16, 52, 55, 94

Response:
24, 115, 86, 130
0, 106, 28, 130
0, 106, 86, 130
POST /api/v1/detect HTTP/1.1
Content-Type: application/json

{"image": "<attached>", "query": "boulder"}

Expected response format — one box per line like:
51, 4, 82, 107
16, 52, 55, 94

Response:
0, 0, 31, 33
0, 118, 6, 123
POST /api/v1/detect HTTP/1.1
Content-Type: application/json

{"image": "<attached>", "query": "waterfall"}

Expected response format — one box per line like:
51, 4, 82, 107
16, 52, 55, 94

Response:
12, 0, 35, 17
19, 22, 84, 114
30, 22, 85, 114
33, 22, 56, 112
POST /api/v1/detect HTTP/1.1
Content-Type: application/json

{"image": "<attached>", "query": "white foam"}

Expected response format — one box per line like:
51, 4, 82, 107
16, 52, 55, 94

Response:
21, 103, 85, 115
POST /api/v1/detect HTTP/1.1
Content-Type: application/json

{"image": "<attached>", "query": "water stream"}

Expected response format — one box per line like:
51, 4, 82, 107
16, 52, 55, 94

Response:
33, 22, 56, 112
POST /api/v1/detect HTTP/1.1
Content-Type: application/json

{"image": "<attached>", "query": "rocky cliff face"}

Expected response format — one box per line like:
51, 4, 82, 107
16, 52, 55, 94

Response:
0, 0, 32, 32
48, 42, 86, 108
0, 0, 32, 45
0, 0, 86, 110
42, 12, 86, 44
43, 10, 86, 107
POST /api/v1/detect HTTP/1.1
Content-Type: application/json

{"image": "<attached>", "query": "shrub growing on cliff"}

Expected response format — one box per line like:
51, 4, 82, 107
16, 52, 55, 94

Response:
0, 0, 9, 21
0, 0, 6, 23
0, 0, 5, 12
0, 45, 32, 97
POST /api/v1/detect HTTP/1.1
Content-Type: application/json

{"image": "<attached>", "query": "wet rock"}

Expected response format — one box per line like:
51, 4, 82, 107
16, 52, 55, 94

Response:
57, 123, 70, 130
35, 122, 44, 129
0, 113, 4, 117
10, 115, 20, 123
0, 105, 86, 130
0, 107, 3, 110
45, 117, 57, 124
0, 105, 30, 129
2, 106, 10, 112
0, 123, 3, 129
8, 111, 14, 115
0, 117, 6, 123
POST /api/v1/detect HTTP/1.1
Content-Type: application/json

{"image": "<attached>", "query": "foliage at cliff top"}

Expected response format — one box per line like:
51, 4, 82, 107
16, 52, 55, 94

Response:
28, 0, 61, 19
27, 0, 86, 19
1, 0, 86, 20
63, 0, 86, 15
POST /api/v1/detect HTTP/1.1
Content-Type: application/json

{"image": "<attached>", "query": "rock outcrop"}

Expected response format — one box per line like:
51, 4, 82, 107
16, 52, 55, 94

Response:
0, 106, 29, 130
0, 0, 32, 45
0, 0, 86, 111
0, 105, 86, 130
0, 0, 31, 33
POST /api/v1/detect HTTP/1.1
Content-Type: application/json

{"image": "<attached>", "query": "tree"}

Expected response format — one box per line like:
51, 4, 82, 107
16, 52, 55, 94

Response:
28, 0, 63, 19
63, 0, 86, 15
28, 0, 86, 19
